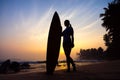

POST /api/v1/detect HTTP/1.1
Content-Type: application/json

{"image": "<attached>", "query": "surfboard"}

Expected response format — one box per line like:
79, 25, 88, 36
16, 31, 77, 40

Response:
46, 12, 62, 74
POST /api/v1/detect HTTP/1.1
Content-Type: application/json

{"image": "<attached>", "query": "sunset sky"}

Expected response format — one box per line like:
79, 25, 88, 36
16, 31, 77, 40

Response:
0, 0, 112, 61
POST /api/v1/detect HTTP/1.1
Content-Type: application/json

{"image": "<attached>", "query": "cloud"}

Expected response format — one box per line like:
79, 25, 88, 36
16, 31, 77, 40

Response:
29, 6, 55, 40
81, 19, 100, 30
27, 6, 55, 51
61, 9, 78, 20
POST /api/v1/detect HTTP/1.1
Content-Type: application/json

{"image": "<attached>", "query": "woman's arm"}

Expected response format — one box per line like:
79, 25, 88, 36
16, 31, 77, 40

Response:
71, 27, 74, 48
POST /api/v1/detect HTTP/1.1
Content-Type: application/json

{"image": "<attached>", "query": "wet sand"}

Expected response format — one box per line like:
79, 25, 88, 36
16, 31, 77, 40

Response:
0, 60, 120, 80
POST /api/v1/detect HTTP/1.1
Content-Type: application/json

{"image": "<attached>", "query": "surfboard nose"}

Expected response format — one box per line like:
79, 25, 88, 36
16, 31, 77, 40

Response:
54, 11, 58, 14
52, 11, 61, 25
54, 11, 59, 17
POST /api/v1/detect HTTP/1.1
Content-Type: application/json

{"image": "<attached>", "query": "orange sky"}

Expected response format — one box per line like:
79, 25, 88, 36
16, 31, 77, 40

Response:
0, 0, 111, 61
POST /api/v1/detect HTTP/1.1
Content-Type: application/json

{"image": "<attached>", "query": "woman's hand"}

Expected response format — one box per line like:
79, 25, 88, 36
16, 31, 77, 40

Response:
71, 43, 74, 48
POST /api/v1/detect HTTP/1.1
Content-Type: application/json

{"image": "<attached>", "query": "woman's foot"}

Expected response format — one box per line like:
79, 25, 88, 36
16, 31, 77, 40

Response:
73, 65, 77, 72
65, 69, 70, 72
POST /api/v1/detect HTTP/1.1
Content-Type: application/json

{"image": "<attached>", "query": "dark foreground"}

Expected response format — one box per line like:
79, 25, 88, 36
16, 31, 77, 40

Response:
0, 60, 120, 80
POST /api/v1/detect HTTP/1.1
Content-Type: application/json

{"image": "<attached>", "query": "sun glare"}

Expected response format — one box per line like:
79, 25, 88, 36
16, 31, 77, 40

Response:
60, 47, 64, 55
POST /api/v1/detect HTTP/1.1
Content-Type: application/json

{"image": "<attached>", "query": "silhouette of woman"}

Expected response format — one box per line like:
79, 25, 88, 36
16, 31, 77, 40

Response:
61, 20, 76, 72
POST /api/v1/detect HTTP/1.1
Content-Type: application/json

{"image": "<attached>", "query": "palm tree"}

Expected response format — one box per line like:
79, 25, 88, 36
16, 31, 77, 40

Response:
103, 34, 111, 47
100, 0, 120, 59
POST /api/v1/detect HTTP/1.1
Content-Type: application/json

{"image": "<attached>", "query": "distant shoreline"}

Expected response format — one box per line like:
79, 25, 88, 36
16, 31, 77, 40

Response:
0, 59, 104, 64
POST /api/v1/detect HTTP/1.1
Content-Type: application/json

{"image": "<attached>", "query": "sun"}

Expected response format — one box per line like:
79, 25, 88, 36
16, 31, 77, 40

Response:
60, 47, 64, 55
59, 47, 66, 60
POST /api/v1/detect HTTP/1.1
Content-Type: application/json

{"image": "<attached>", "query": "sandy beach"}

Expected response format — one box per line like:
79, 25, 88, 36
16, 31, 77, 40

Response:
0, 60, 120, 80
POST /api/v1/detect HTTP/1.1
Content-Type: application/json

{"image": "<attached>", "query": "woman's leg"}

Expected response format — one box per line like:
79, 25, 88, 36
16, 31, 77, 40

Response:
69, 54, 76, 71
64, 46, 76, 71
63, 46, 71, 71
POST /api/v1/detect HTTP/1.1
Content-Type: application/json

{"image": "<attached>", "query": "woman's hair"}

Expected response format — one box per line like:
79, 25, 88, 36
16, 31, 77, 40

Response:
64, 20, 70, 26
64, 20, 72, 27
